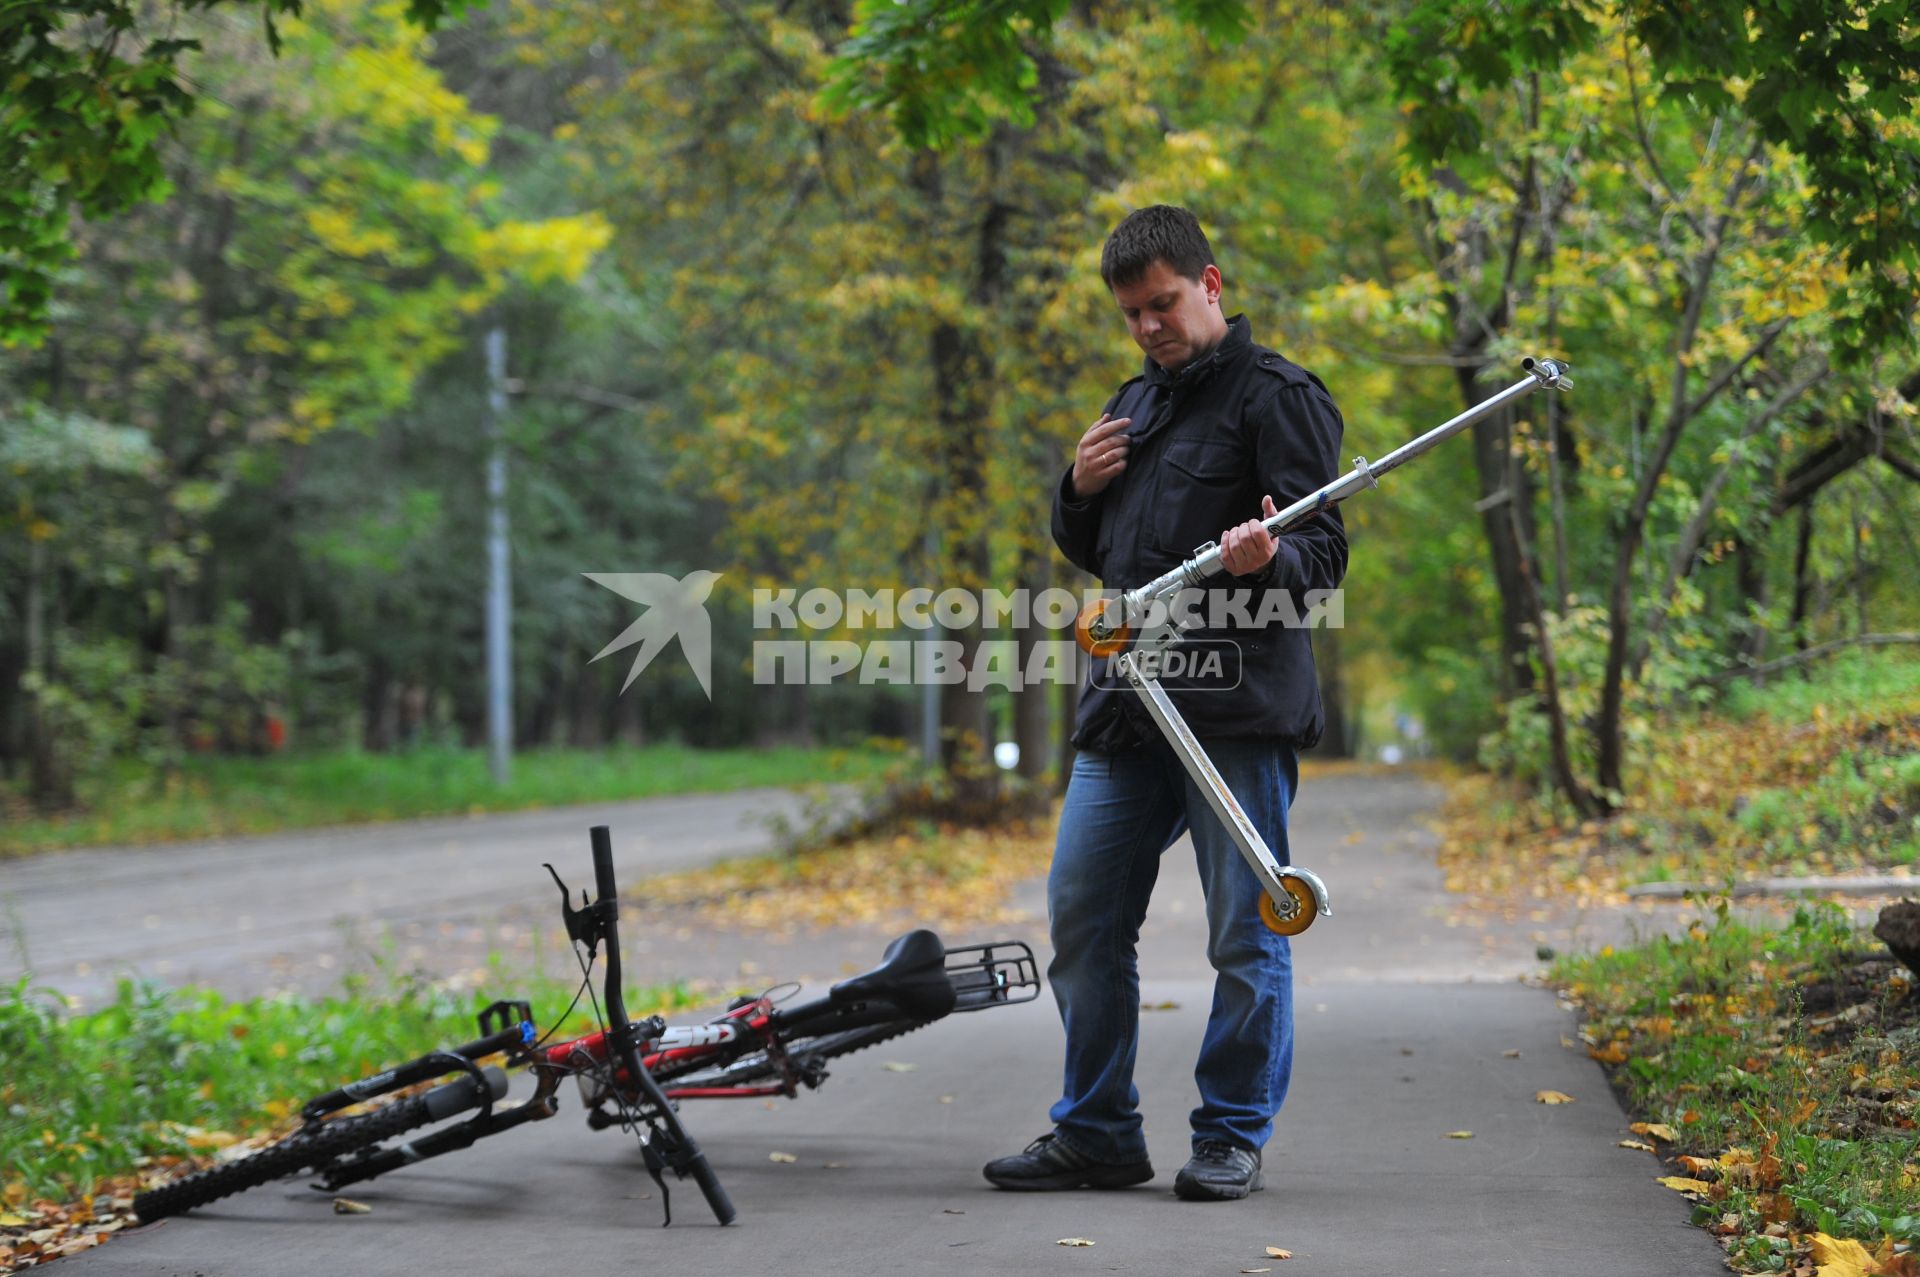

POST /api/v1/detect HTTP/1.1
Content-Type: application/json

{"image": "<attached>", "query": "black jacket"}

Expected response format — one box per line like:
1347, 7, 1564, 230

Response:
1051, 315, 1348, 751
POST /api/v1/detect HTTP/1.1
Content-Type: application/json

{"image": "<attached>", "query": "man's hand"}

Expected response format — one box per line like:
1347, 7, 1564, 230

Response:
1070, 412, 1133, 499
1219, 495, 1280, 577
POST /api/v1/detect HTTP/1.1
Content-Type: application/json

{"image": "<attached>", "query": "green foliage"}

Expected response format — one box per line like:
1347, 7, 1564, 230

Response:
1386, 0, 1919, 360
0, 0, 478, 347
1, 0, 625, 809
819, 0, 1252, 148
1720, 651, 1920, 723
1553, 903, 1920, 1265
0, 964, 697, 1200
1444, 648, 1920, 902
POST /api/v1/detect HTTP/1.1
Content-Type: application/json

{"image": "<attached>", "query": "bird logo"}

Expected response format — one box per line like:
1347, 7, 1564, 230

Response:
585, 571, 723, 699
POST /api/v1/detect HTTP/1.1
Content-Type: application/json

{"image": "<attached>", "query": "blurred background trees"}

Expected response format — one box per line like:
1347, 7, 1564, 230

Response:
3, 0, 1914, 826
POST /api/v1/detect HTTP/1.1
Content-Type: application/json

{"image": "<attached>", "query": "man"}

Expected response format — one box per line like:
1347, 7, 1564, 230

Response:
984, 205, 1347, 1201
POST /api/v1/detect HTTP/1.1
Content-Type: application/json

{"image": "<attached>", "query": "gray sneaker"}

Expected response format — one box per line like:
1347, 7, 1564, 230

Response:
1173, 1139, 1263, 1200
983, 1133, 1155, 1191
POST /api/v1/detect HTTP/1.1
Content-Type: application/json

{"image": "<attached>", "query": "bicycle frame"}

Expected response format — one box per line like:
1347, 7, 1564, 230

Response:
277, 827, 1039, 1226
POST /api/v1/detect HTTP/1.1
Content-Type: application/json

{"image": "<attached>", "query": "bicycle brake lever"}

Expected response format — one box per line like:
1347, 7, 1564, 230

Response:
544, 863, 599, 958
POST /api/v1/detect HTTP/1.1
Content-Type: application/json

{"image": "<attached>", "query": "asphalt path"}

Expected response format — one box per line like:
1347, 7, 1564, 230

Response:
0, 789, 836, 1002
53, 769, 1731, 1275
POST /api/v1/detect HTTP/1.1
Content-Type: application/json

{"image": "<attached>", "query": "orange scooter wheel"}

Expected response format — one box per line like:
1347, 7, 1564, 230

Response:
1258, 876, 1318, 936
1073, 597, 1132, 657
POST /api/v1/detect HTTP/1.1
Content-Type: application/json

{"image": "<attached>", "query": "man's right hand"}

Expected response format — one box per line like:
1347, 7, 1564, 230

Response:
1070, 413, 1133, 499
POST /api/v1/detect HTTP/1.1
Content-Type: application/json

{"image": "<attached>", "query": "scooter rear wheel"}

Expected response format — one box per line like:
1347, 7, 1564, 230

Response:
1258, 875, 1317, 936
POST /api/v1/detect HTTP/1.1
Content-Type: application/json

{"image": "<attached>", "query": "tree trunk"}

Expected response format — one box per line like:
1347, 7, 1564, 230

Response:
568, 671, 604, 748
1455, 378, 1538, 697
615, 685, 647, 747
1507, 485, 1602, 817
1790, 498, 1816, 652
918, 147, 1007, 815
1734, 534, 1769, 667
1594, 140, 1762, 799
24, 537, 75, 810
1013, 555, 1052, 786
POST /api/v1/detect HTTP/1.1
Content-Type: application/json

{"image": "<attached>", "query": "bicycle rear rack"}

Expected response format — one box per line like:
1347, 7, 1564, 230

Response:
944, 939, 1041, 1012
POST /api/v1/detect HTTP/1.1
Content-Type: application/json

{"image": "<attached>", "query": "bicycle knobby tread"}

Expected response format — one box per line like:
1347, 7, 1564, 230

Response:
133, 1095, 438, 1223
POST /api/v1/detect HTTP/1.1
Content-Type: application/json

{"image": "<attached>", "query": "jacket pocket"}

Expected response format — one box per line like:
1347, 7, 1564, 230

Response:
1152, 437, 1247, 557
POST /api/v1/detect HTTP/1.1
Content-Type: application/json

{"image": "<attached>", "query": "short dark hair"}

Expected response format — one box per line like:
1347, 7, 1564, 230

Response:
1100, 205, 1215, 290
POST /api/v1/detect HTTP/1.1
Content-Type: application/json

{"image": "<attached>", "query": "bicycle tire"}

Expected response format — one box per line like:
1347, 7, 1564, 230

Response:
133, 1094, 440, 1223
665, 1016, 933, 1090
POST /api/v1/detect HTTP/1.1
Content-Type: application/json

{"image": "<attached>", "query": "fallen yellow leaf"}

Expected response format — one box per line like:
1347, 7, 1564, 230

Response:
1141, 1000, 1180, 1011
1057, 1238, 1096, 1247
185, 1129, 238, 1151
769, 1152, 798, 1164
1535, 1090, 1576, 1105
1265, 1246, 1294, 1259
1445, 1131, 1474, 1140
1242, 1270, 1272, 1275
1809, 1231, 1874, 1277
1502, 1049, 1521, 1058
881, 1062, 917, 1073
1630, 1122, 1678, 1142
1617, 1140, 1656, 1152
332, 1198, 373, 1214
1655, 1176, 1713, 1195
0, 1212, 26, 1226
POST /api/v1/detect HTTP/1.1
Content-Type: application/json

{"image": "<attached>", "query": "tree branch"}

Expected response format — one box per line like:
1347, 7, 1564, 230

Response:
1682, 317, 1791, 423
1621, 32, 1705, 241
1632, 359, 1829, 680
1690, 633, 1920, 689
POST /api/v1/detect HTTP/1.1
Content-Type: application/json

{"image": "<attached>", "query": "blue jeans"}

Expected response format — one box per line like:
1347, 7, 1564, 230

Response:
1046, 736, 1298, 1163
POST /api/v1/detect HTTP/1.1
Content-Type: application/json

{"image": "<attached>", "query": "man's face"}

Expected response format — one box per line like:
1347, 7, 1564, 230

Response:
1111, 260, 1227, 371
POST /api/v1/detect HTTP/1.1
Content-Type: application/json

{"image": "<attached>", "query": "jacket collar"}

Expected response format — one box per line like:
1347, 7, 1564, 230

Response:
1142, 313, 1252, 388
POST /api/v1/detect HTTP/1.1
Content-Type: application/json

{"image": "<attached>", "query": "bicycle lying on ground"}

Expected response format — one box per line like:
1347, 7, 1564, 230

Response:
132, 824, 1041, 1227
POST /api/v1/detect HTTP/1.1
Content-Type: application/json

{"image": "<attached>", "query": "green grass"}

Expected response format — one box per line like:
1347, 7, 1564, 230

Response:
0, 965, 705, 1203
0, 742, 902, 857
1719, 650, 1920, 723
1553, 904, 1920, 1271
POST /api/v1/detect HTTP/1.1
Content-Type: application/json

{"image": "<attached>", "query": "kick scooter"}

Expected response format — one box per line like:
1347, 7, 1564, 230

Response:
1072, 357, 1573, 936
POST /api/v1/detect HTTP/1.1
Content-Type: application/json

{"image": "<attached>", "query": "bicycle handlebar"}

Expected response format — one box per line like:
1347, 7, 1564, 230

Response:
584, 824, 736, 1226
685, 1149, 737, 1225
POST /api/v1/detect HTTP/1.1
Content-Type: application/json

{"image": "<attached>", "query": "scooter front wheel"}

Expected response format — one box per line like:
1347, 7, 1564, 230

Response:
1258, 875, 1318, 936
1072, 597, 1132, 657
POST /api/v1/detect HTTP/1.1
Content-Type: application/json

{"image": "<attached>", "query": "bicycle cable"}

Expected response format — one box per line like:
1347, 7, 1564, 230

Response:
529, 966, 595, 1051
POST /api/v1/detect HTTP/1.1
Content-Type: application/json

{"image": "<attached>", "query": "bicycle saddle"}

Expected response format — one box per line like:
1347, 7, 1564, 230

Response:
829, 929, 957, 1020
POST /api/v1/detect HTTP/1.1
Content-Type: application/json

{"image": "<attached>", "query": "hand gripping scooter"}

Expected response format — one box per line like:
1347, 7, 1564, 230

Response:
1071, 357, 1573, 936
